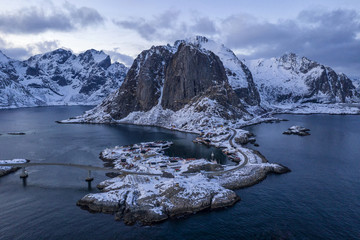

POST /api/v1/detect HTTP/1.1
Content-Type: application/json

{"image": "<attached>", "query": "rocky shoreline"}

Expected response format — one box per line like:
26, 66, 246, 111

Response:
76, 137, 290, 225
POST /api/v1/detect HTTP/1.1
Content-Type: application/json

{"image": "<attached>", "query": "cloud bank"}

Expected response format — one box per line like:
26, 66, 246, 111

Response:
113, 8, 360, 75
0, 2, 104, 34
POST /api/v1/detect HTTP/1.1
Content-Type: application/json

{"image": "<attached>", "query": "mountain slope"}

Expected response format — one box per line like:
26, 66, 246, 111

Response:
61, 37, 260, 131
0, 49, 128, 108
62, 39, 360, 128
175, 36, 260, 106
248, 53, 359, 109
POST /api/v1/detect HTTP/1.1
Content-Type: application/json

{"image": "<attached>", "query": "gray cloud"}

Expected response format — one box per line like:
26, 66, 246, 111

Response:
0, 39, 60, 60
112, 8, 360, 75
1, 47, 32, 60
114, 18, 157, 40
0, 3, 104, 34
154, 10, 181, 29
105, 49, 134, 66
34, 40, 60, 53
112, 9, 179, 41
63, 2, 104, 27
191, 17, 217, 35
113, 10, 217, 41
223, 9, 360, 75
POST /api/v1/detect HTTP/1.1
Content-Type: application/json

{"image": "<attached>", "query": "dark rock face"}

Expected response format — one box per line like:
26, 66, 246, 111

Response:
174, 36, 261, 107
162, 43, 229, 111
102, 39, 249, 121
104, 46, 173, 119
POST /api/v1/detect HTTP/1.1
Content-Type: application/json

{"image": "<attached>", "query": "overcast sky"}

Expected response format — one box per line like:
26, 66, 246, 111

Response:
0, 0, 359, 76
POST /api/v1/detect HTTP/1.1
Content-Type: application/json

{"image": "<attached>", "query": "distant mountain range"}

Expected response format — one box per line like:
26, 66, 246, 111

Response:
60, 36, 360, 130
1, 36, 359, 128
247, 53, 358, 107
0, 49, 128, 108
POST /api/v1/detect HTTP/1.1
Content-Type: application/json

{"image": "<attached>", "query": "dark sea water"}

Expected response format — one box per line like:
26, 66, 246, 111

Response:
0, 107, 359, 240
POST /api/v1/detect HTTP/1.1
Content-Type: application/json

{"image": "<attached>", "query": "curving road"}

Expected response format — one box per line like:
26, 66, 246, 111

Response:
204, 129, 249, 176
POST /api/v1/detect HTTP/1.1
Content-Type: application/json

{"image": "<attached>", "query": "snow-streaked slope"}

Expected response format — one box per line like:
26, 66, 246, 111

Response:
248, 53, 359, 109
0, 49, 128, 109
60, 37, 269, 131
176, 36, 260, 106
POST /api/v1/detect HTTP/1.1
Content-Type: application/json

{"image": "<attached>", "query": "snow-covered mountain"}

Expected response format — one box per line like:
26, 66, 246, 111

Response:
174, 36, 260, 106
351, 77, 360, 92
62, 37, 360, 129
247, 53, 359, 112
0, 49, 128, 108
61, 36, 263, 131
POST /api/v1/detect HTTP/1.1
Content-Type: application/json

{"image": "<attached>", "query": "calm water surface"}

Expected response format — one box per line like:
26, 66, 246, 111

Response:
0, 107, 359, 240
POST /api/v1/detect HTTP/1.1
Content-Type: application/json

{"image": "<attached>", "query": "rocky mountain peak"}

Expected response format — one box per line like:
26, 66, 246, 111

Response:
0, 47, 128, 108
248, 53, 359, 106
82, 37, 251, 126
39, 48, 73, 65
78, 49, 109, 66
174, 36, 261, 106
279, 52, 320, 74
161, 42, 232, 111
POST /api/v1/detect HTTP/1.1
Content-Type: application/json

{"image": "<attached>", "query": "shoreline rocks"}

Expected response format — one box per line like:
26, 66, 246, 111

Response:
77, 173, 241, 225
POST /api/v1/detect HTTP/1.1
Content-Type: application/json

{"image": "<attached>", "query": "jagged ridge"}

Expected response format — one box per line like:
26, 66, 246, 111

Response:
248, 53, 359, 107
0, 49, 128, 108
62, 37, 261, 130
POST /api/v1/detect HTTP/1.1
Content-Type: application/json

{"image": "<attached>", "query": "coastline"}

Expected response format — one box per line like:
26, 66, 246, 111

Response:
72, 116, 291, 225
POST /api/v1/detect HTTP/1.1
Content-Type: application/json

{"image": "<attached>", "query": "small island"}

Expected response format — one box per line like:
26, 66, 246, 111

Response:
283, 126, 311, 136
78, 128, 290, 225
7, 132, 26, 135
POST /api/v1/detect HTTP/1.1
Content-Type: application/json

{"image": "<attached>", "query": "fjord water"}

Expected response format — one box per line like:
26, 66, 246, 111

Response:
0, 107, 359, 240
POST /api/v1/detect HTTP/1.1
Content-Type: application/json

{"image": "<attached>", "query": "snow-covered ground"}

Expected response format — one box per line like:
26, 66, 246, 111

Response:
78, 126, 290, 225
0, 159, 27, 177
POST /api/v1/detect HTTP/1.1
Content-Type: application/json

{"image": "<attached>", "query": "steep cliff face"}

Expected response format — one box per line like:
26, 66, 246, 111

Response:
0, 49, 128, 108
175, 36, 260, 106
162, 43, 231, 111
248, 53, 359, 106
66, 38, 252, 128
102, 46, 174, 119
